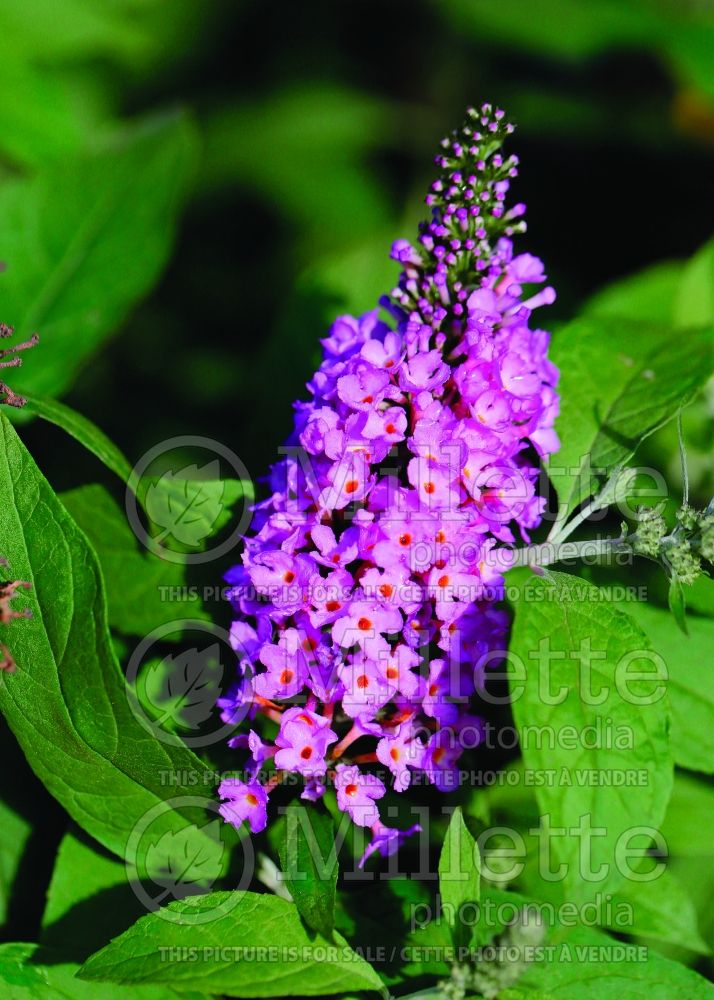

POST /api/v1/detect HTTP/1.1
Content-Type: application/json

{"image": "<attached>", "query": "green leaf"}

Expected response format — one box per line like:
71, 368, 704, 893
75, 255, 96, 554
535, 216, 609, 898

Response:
662, 772, 714, 858
0, 0, 210, 70
548, 317, 714, 525
60, 484, 206, 636
438, 806, 480, 948
78, 892, 386, 997
605, 861, 709, 955
21, 394, 132, 483
2, 112, 197, 402
471, 764, 707, 954
661, 774, 714, 955
0, 942, 206, 1000
507, 571, 673, 904
0, 799, 31, 929
675, 238, 714, 329
667, 574, 689, 636
0, 57, 89, 169
681, 575, 714, 618
516, 924, 714, 998
278, 802, 338, 940
41, 829, 145, 958
584, 260, 685, 324
299, 229, 402, 317
444, 0, 658, 61
0, 415, 220, 871
624, 601, 714, 774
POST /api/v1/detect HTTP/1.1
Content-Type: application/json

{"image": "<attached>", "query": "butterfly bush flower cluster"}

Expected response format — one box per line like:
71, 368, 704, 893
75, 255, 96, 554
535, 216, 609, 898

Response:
218, 105, 559, 865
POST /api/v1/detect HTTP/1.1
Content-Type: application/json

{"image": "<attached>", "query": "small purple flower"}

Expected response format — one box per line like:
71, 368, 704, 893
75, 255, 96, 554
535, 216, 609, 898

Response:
274, 707, 337, 777
376, 725, 424, 791
218, 778, 269, 833
254, 628, 310, 699
334, 764, 386, 827
331, 599, 402, 648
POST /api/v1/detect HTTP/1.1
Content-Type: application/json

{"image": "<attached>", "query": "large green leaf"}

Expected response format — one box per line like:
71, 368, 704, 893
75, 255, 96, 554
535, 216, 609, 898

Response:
277, 802, 338, 941
60, 484, 206, 636
0, 942, 206, 1000
78, 892, 386, 997
584, 261, 685, 324
470, 762, 706, 954
0, 415, 219, 868
661, 774, 714, 954
516, 924, 714, 998
507, 571, 673, 903
548, 317, 714, 525
2, 112, 197, 401
624, 601, 714, 774
604, 861, 709, 955
584, 236, 714, 329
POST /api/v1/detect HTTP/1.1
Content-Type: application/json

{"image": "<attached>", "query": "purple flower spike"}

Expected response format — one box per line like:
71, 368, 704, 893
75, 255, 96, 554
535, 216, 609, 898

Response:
217, 103, 559, 863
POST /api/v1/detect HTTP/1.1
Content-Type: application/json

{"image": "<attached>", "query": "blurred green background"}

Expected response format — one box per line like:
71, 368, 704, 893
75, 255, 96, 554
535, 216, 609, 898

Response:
2, 0, 714, 947
5, 0, 714, 486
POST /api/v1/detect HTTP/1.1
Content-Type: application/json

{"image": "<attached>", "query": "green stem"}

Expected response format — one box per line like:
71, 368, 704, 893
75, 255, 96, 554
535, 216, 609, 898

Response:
507, 536, 628, 570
